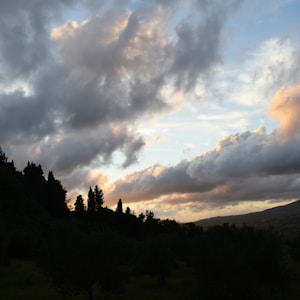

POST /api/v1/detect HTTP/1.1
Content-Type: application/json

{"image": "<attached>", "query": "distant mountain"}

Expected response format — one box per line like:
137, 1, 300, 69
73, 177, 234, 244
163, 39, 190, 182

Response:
194, 200, 300, 238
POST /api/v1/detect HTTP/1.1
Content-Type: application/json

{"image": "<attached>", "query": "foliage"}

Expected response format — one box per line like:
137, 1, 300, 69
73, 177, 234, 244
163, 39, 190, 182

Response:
38, 222, 129, 300
190, 224, 289, 300
137, 234, 178, 286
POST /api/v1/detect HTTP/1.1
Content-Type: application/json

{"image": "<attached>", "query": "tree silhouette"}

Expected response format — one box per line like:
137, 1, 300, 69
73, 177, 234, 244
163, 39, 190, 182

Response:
145, 210, 154, 221
117, 199, 123, 214
138, 212, 145, 222
144, 210, 161, 232
87, 187, 96, 213
23, 162, 46, 207
46, 171, 68, 217
74, 195, 85, 214
137, 234, 177, 286
191, 224, 288, 300
0, 146, 8, 164
0, 159, 37, 215
94, 185, 104, 212
0, 223, 9, 266
39, 225, 127, 300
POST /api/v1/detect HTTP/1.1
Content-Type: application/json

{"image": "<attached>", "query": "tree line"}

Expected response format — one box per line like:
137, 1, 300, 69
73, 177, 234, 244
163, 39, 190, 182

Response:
1, 146, 300, 300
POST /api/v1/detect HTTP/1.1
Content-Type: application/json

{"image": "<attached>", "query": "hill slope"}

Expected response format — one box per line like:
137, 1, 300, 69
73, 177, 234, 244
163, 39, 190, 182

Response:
195, 200, 300, 238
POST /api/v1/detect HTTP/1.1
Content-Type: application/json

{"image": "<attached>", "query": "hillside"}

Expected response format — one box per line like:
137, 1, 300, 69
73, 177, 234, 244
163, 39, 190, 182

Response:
195, 200, 300, 238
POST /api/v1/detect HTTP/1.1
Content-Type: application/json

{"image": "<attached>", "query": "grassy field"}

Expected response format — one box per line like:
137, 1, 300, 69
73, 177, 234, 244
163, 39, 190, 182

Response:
1, 258, 300, 300
0, 259, 198, 300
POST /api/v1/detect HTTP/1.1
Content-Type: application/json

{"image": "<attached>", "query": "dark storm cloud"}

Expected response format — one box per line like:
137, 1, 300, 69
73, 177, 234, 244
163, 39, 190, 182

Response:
107, 127, 300, 205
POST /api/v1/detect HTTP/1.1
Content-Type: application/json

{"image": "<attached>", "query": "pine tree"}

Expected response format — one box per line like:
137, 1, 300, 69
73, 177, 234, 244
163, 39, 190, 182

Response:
95, 185, 104, 212
87, 187, 96, 213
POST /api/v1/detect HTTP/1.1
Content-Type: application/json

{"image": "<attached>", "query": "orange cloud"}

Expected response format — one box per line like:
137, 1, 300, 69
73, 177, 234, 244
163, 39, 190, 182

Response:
270, 83, 300, 140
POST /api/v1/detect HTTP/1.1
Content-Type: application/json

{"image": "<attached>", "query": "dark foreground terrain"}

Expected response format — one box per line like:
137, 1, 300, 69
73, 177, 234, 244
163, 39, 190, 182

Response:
1, 257, 300, 300
2, 146, 300, 299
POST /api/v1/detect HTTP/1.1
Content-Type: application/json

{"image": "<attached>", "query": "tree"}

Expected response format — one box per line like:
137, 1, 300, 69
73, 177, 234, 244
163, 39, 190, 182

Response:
0, 159, 38, 215
46, 171, 68, 217
74, 195, 85, 214
137, 234, 177, 286
125, 207, 131, 215
138, 212, 145, 222
143, 210, 161, 232
191, 224, 288, 300
23, 162, 46, 207
0, 146, 8, 164
87, 187, 96, 213
145, 210, 154, 221
0, 223, 9, 265
94, 185, 104, 212
39, 225, 127, 300
117, 199, 123, 214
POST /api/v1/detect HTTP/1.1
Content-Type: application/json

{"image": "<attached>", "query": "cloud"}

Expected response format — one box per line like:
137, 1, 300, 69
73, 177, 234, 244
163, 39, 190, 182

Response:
269, 83, 300, 140
1, 0, 238, 179
107, 125, 300, 207
62, 168, 109, 203
36, 126, 145, 174
0, 0, 74, 82
229, 38, 300, 107
168, 0, 243, 92
51, 21, 79, 40
122, 136, 145, 168
0, 3, 167, 173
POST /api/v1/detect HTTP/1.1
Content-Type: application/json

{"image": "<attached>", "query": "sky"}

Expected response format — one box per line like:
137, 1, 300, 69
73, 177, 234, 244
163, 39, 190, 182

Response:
1, 0, 300, 222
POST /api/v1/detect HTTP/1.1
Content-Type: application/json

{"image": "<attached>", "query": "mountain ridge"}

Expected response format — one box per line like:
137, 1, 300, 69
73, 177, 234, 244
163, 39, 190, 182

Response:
194, 199, 300, 238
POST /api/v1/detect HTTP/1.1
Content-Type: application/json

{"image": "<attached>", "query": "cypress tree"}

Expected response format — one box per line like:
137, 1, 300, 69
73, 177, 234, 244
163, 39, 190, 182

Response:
87, 187, 96, 213
95, 185, 104, 212
117, 199, 123, 214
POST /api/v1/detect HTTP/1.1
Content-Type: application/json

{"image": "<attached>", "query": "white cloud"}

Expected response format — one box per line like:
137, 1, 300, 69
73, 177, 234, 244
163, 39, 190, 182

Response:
231, 38, 300, 106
